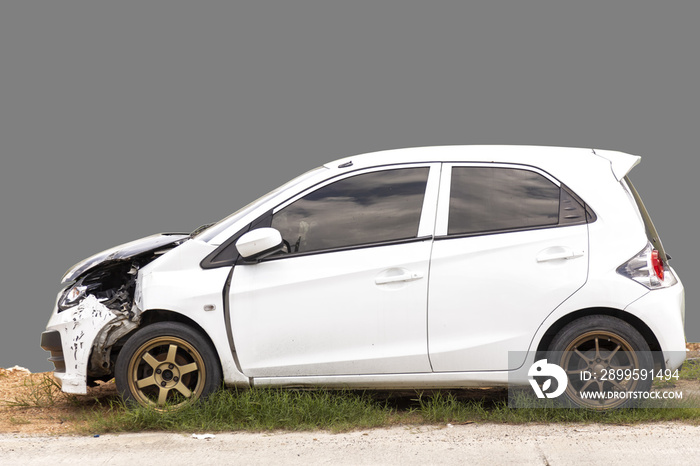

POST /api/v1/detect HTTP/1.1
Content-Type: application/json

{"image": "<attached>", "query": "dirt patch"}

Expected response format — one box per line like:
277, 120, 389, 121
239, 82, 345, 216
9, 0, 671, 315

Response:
687, 342, 700, 359
2, 343, 699, 435
0, 367, 118, 435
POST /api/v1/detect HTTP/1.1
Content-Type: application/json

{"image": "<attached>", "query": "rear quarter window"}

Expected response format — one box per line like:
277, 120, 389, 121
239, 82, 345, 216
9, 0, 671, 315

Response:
447, 166, 591, 236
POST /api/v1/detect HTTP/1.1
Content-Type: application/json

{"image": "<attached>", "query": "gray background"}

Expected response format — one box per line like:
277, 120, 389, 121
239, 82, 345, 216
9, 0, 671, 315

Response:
1, 1, 697, 372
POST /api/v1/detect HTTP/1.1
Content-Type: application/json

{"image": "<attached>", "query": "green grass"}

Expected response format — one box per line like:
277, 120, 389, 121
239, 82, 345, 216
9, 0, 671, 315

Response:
419, 390, 700, 424
2, 359, 696, 434
83, 387, 700, 435
72, 358, 700, 433
679, 358, 700, 380
84, 388, 395, 433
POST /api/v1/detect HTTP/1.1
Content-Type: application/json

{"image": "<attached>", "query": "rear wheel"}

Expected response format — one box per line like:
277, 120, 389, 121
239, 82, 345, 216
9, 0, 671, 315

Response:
115, 322, 222, 409
548, 315, 653, 409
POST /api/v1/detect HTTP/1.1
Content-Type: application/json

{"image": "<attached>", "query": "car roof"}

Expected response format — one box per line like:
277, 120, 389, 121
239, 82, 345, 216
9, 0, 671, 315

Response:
325, 145, 640, 181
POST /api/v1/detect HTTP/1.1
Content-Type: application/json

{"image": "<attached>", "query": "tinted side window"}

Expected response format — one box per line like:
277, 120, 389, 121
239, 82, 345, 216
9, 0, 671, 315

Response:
271, 167, 429, 254
448, 167, 560, 235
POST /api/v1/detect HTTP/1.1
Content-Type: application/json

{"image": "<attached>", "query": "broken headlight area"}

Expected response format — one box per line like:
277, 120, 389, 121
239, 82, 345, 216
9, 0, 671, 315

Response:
57, 233, 189, 315
58, 262, 138, 314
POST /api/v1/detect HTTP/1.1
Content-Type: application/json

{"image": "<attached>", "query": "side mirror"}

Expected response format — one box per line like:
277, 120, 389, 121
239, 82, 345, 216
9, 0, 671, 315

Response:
235, 228, 284, 262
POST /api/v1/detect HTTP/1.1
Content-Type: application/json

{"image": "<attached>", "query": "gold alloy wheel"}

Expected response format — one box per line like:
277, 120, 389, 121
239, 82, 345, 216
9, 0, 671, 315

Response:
558, 330, 643, 410
126, 336, 206, 408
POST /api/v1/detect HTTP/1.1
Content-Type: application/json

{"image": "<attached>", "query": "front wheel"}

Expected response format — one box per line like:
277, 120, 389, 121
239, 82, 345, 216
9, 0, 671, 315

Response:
115, 322, 222, 409
548, 315, 653, 410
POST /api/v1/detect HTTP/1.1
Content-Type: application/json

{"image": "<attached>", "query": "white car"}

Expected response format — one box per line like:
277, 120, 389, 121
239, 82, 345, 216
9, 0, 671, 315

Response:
41, 146, 686, 409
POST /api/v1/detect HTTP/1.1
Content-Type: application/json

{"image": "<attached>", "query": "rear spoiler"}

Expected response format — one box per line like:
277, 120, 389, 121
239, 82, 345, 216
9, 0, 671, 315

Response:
592, 149, 641, 181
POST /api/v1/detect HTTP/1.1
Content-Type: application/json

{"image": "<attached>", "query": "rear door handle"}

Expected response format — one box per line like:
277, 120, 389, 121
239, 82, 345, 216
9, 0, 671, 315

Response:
375, 271, 424, 285
536, 247, 585, 263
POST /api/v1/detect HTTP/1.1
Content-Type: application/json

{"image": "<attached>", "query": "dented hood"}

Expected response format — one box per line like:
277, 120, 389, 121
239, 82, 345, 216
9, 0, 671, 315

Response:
61, 233, 189, 284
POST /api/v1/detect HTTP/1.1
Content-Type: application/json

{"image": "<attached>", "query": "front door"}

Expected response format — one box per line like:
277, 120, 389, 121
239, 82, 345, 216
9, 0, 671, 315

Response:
229, 165, 440, 377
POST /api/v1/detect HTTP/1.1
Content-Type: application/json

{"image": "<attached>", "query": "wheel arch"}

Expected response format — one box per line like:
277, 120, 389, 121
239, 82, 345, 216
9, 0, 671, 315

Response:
534, 307, 664, 369
111, 309, 223, 373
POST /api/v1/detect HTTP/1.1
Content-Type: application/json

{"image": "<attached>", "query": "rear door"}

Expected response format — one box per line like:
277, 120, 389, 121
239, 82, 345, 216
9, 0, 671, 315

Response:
428, 164, 590, 371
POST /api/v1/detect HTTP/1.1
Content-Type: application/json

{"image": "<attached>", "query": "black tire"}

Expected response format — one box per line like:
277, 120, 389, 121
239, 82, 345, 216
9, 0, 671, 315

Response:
548, 315, 653, 410
115, 322, 222, 409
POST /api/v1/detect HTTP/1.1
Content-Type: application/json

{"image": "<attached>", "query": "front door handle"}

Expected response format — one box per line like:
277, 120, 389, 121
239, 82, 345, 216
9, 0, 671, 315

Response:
375, 271, 424, 285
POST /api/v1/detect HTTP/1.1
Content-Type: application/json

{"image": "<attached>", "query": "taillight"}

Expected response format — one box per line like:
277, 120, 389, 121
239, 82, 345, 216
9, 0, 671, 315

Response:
617, 242, 676, 289
651, 249, 664, 281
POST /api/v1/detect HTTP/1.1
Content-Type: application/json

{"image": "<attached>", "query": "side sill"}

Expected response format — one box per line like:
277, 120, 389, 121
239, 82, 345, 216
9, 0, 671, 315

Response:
251, 371, 512, 389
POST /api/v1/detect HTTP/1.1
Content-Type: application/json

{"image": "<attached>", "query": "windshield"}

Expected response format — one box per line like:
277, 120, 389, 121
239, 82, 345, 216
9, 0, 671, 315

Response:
195, 166, 327, 243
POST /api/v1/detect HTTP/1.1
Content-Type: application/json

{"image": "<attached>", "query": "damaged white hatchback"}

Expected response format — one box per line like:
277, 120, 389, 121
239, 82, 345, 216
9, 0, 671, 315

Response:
41, 146, 686, 409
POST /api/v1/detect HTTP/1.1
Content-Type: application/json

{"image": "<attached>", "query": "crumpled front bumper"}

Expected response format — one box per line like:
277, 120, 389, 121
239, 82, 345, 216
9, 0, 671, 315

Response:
41, 294, 134, 394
